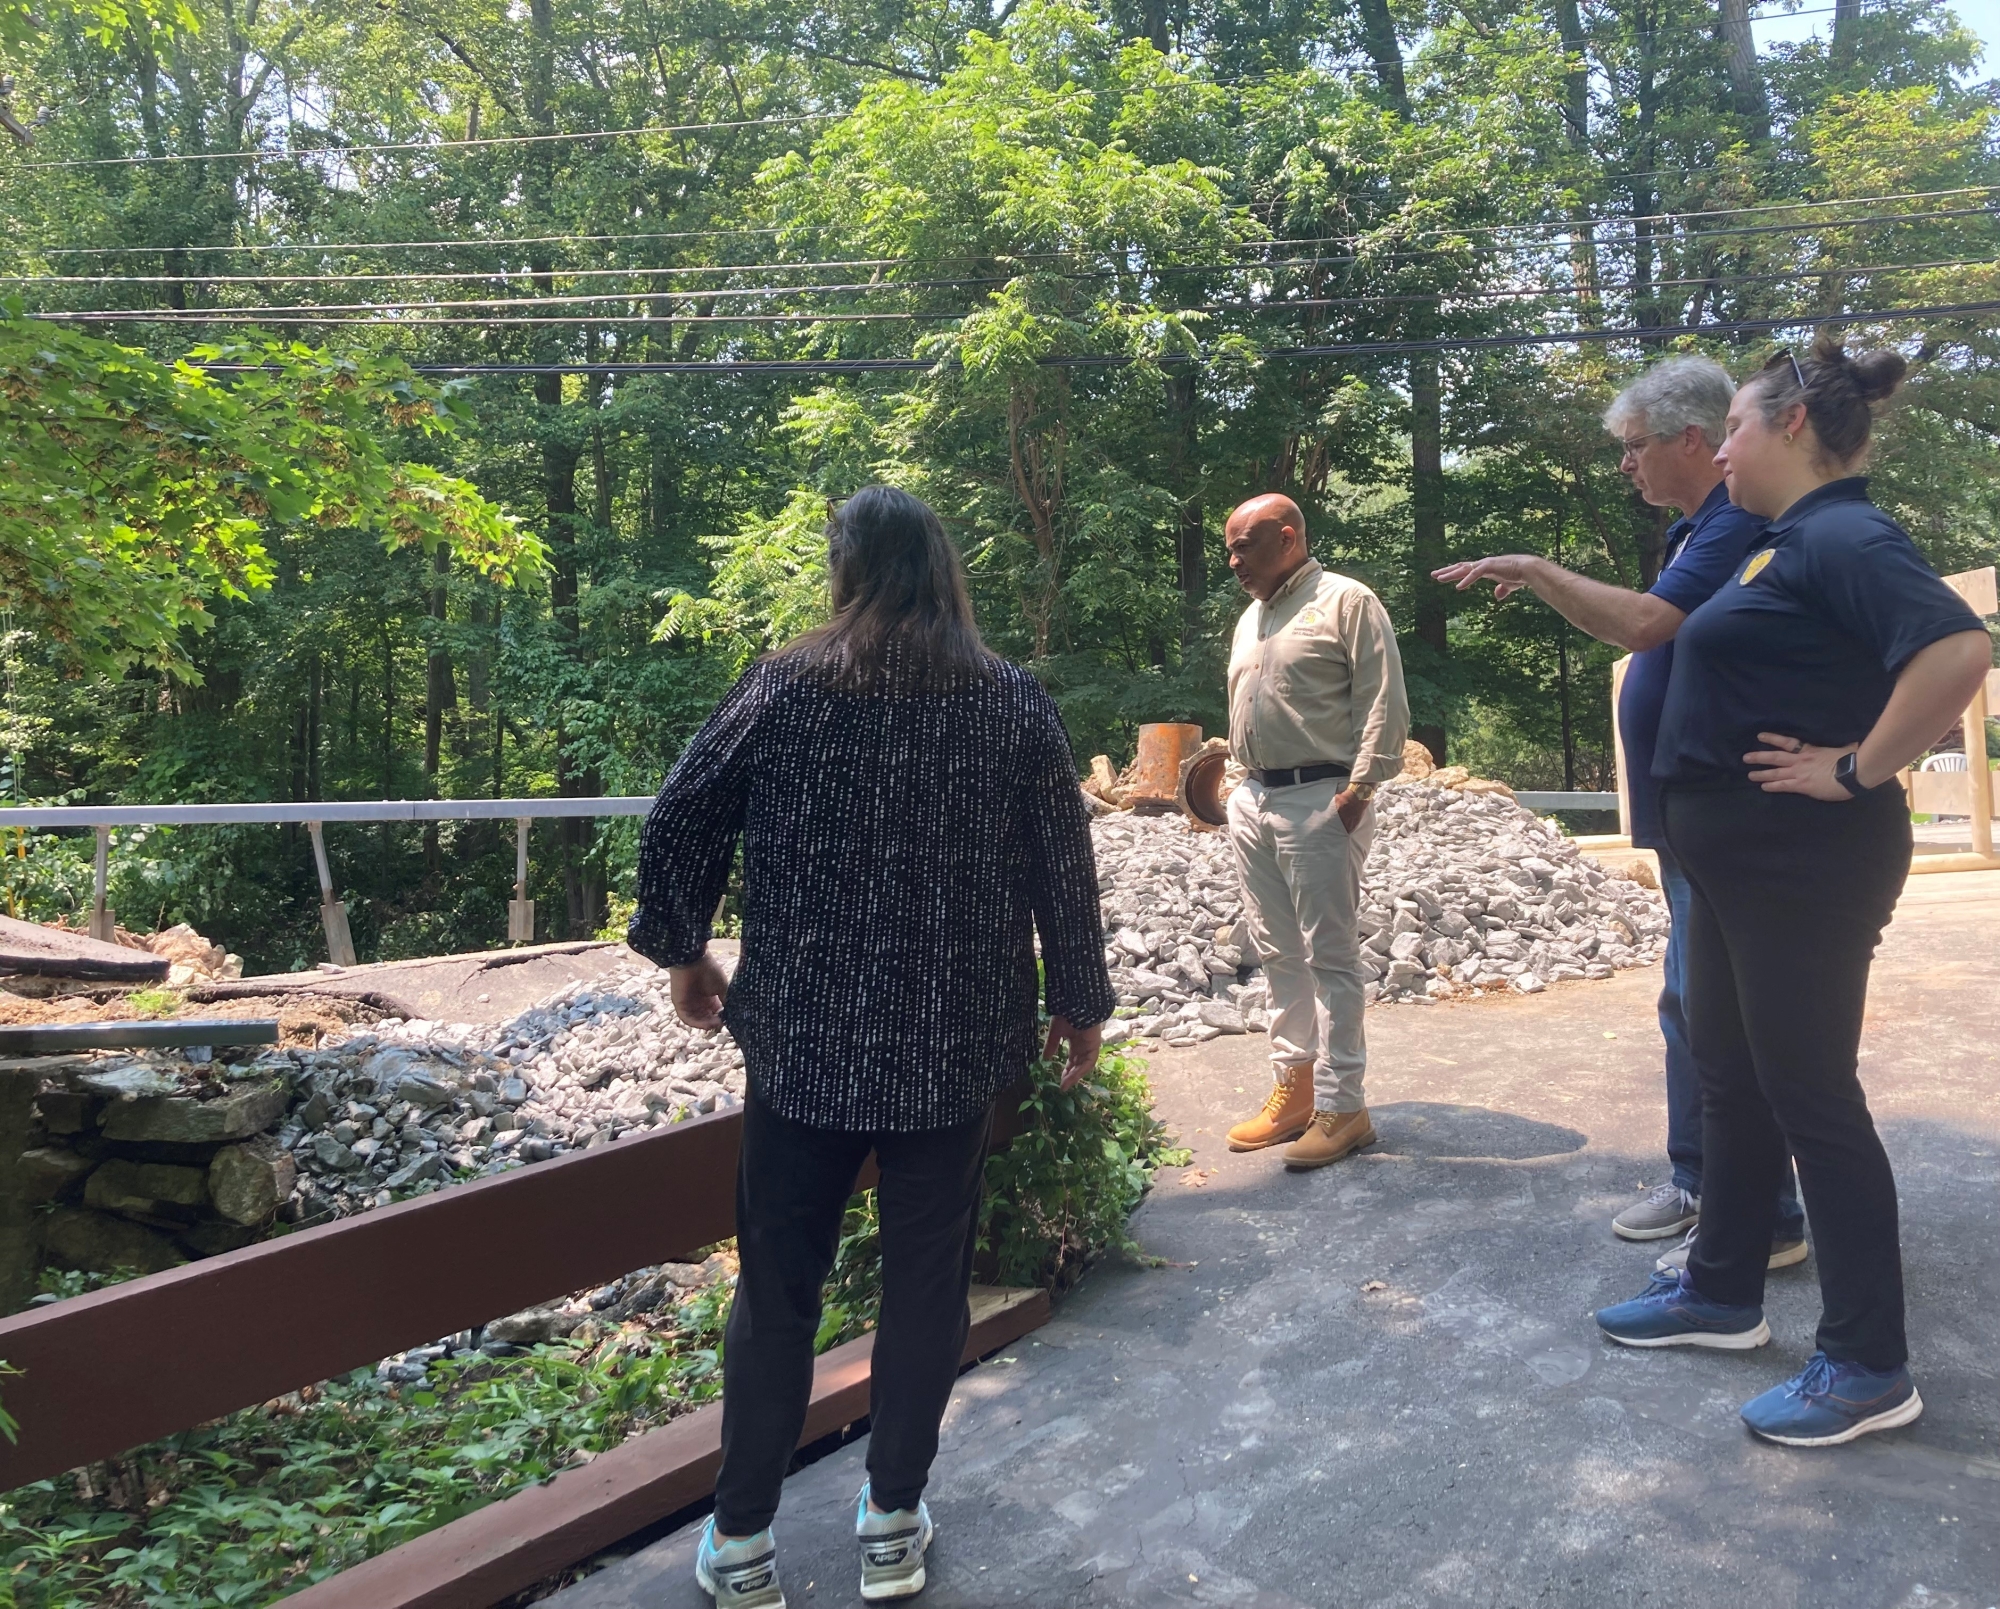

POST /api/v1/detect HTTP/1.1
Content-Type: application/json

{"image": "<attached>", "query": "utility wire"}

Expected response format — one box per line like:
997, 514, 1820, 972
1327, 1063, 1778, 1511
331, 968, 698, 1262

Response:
9, 197, 1993, 306
179, 296, 1989, 377
16, 184, 2000, 285
30, 254, 1997, 325
15, 113, 842, 172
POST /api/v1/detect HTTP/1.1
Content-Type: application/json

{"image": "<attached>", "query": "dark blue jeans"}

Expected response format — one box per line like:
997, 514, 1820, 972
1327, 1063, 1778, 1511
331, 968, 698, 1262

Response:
1658, 846, 1806, 1240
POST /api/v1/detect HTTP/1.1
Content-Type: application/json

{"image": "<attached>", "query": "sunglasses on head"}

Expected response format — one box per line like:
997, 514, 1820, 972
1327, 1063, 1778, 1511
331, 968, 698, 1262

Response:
1764, 347, 1807, 392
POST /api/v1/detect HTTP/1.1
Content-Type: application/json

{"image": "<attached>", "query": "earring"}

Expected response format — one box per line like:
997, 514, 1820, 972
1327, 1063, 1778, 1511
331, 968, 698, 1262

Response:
1783, 431, 1794, 444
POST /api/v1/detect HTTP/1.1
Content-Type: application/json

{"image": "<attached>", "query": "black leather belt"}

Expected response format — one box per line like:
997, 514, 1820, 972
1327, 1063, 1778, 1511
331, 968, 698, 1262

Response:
1248, 763, 1350, 788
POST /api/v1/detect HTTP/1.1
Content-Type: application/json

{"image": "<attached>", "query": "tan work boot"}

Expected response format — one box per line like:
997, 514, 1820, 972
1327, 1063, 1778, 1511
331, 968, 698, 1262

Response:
1226, 1063, 1316, 1151
1282, 1106, 1377, 1170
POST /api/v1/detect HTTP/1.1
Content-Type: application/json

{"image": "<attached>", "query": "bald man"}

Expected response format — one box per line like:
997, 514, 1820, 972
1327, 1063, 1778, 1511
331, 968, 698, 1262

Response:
1221, 494, 1409, 1169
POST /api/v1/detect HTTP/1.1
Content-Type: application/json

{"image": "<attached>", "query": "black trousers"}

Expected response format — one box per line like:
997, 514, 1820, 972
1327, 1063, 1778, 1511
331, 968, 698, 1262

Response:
1663, 782, 1910, 1369
712, 1089, 993, 1536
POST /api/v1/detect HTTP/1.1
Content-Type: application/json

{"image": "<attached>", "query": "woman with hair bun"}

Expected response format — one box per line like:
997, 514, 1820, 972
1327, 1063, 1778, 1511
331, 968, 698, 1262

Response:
1594, 334, 1993, 1446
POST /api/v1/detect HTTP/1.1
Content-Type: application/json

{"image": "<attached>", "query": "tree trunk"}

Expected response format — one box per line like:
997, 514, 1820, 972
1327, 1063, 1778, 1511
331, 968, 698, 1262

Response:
1553, 0, 1604, 322
1632, 12, 1663, 336
525, 0, 604, 937
306, 655, 322, 802
1409, 358, 1449, 765
1717, 0, 1771, 140
423, 548, 454, 873
381, 631, 395, 800
1832, 0, 1862, 69
1354, 0, 1408, 107
1356, 0, 1447, 764
1169, 368, 1204, 648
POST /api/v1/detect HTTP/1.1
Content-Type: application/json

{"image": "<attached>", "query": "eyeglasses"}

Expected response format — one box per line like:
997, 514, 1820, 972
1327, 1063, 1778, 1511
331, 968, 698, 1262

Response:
1618, 431, 1664, 457
1765, 347, 1808, 392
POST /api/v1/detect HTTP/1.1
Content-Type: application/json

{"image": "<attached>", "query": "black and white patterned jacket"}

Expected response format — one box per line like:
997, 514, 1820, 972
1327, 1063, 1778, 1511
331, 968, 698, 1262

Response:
629, 655, 1115, 1131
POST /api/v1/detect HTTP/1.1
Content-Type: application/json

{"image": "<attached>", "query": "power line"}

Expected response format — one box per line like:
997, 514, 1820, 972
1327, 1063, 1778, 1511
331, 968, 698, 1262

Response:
7, 196, 1984, 296
14, 113, 842, 172
8, 197, 1992, 312
46, 309, 933, 325
13, 226, 814, 257
31, 254, 1997, 327
49, 285, 2000, 344
15, 183, 1998, 285
178, 295, 1993, 376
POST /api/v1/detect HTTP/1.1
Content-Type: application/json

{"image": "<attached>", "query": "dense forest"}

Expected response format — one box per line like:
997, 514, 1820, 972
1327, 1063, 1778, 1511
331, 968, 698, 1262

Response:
0, 0, 1996, 968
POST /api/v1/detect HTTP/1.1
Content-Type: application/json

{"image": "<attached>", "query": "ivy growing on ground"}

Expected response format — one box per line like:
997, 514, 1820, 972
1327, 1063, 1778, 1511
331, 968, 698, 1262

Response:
0, 1052, 1187, 1608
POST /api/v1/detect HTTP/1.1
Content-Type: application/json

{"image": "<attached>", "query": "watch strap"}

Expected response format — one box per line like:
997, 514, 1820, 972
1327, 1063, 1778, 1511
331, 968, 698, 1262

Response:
1834, 752, 1868, 796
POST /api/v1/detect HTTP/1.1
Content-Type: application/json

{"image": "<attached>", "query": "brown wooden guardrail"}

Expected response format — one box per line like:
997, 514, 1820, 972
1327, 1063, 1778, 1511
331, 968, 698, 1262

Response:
0, 1088, 1032, 1491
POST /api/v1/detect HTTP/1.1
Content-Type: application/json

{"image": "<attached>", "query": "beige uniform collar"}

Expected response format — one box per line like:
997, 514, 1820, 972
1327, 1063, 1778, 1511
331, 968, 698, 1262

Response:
1264, 558, 1323, 609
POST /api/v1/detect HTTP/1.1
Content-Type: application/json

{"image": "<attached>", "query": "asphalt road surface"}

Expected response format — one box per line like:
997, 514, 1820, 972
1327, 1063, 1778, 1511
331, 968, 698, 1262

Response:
552, 871, 2000, 1609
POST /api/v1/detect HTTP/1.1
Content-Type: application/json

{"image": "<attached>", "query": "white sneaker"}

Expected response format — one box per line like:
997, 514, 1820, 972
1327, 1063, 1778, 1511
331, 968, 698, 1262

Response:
856, 1483, 934, 1601
695, 1519, 786, 1609
1656, 1226, 1810, 1274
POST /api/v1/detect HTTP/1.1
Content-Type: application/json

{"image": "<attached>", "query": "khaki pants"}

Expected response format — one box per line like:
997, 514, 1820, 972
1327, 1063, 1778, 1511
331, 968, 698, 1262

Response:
1226, 777, 1372, 1113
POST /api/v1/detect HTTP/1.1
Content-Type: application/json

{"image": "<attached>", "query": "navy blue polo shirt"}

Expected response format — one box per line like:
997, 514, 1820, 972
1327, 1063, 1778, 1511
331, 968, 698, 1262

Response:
1654, 478, 1982, 790
1618, 482, 1765, 848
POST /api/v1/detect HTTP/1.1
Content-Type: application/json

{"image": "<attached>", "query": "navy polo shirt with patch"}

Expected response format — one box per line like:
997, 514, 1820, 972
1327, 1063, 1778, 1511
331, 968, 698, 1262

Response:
1617, 481, 1765, 848
1653, 478, 1982, 790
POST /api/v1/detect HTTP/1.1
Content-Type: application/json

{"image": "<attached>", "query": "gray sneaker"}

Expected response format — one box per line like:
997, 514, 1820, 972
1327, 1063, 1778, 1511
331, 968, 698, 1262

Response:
1656, 1227, 1809, 1274
856, 1484, 934, 1601
1612, 1182, 1699, 1241
695, 1520, 786, 1609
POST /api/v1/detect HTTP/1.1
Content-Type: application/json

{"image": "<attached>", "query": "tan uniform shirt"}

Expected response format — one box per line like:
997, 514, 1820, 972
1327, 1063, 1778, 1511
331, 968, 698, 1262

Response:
1227, 559, 1410, 787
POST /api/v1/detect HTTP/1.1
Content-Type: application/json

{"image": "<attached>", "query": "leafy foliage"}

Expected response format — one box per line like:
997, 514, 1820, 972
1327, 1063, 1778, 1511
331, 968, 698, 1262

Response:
0, 316, 539, 681
981, 1051, 1192, 1292
0, 1283, 732, 1608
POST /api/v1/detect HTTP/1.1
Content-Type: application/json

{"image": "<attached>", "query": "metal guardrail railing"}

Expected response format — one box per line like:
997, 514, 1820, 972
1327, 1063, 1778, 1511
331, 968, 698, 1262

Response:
0, 789, 1620, 967
0, 797, 656, 964
0, 798, 655, 828
1514, 791, 1620, 811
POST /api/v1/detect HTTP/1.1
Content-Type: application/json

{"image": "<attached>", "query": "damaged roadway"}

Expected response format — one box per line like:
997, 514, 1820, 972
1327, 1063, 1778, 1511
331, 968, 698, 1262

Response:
552, 870, 2000, 1609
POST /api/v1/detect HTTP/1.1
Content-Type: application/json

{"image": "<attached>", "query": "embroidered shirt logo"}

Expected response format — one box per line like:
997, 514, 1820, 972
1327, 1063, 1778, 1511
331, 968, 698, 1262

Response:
1739, 549, 1776, 585
1296, 608, 1322, 626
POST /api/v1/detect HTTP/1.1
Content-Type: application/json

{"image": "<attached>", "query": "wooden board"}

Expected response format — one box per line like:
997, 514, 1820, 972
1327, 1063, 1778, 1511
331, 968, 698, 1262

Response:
283, 1287, 1051, 1609
0, 914, 168, 983
0, 1079, 1031, 1492
1942, 565, 1998, 617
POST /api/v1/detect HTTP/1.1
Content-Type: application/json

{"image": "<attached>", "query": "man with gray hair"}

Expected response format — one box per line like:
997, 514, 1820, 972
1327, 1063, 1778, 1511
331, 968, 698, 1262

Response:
1433, 354, 1806, 1268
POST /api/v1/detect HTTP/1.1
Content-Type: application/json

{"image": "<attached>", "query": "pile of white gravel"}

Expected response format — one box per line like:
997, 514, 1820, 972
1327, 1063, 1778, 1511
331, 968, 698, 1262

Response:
279, 965, 747, 1222
1093, 782, 1667, 1049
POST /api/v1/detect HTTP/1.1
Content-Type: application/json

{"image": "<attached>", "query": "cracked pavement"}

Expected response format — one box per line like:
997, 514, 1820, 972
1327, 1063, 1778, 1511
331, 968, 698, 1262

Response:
548, 870, 2000, 1609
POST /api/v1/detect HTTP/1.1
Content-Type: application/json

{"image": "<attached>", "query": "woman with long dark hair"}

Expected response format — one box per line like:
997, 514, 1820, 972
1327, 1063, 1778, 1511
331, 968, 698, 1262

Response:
1593, 336, 1991, 1446
629, 485, 1114, 1605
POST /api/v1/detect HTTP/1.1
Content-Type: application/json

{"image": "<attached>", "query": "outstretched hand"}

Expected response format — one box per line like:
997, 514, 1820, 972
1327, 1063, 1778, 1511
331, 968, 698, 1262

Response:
1043, 1015, 1105, 1091
669, 950, 731, 1029
1431, 555, 1539, 600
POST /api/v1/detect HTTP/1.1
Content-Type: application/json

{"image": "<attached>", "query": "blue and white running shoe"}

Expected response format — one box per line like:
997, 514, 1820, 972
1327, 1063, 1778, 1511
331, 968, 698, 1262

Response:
1740, 1351, 1924, 1446
856, 1483, 935, 1601
695, 1518, 786, 1609
1595, 1269, 1771, 1349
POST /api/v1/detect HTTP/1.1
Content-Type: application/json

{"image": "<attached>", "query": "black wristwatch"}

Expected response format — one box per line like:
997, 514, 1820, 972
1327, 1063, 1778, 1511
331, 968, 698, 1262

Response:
1833, 751, 1869, 797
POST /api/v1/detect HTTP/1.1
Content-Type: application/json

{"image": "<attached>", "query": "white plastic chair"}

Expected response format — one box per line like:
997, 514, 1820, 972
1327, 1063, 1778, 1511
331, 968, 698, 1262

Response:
1920, 752, 1970, 772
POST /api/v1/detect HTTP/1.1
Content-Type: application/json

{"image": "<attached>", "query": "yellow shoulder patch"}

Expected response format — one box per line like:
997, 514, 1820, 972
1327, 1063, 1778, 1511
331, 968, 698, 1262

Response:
1739, 548, 1776, 585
